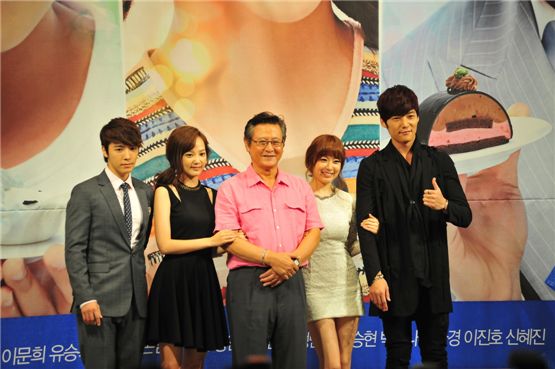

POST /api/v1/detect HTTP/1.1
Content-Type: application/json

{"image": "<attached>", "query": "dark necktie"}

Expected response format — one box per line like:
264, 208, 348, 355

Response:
120, 182, 132, 242
542, 20, 555, 70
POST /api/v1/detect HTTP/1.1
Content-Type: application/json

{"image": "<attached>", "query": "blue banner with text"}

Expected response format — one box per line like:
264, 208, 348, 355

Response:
2, 302, 553, 368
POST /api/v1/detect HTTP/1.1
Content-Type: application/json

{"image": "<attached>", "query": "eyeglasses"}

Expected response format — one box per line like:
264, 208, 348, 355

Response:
251, 139, 284, 148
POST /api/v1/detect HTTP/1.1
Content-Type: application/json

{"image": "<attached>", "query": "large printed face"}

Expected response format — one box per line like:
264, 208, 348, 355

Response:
181, 136, 207, 180
311, 155, 342, 186
244, 123, 284, 172
241, 1, 321, 23
381, 109, 419, 146
102, 142, 139, 181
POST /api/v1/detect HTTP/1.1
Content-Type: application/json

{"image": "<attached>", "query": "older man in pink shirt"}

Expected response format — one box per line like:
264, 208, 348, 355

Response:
215, 112, 323, 368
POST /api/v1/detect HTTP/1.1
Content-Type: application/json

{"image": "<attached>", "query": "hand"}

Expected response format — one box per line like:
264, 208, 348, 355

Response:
265, 251, 298, 279
361, 213, 380, 234
448, 150, 525, 300
237, 230, 247, 240
0, 244, 72, 317
259, 269, 285, 287
422, 177, 447, 210
369, 277, 390, 312
210, 230, 239, 247
80, 301, 102, 326
144, 236, 162, 294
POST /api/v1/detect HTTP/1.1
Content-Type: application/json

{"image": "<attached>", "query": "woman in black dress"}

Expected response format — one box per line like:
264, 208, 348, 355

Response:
147, 126, 237, 369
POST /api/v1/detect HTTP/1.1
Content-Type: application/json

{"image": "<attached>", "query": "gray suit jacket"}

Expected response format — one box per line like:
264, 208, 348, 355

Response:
65, 171, 154, 318
382, 0, 555, 299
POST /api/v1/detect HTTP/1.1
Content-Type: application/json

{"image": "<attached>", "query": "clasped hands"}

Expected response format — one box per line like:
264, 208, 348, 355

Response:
259, 251, 299, 288
258, 211, 385, 288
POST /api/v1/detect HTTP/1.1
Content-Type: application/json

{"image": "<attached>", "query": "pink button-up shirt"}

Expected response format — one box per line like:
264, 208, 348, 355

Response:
215, 165, 323, 270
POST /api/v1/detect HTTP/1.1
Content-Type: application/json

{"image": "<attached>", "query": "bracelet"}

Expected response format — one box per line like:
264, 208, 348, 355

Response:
261, 249, 268, 265
443, 199, 449, 212
374, 272, 384, 281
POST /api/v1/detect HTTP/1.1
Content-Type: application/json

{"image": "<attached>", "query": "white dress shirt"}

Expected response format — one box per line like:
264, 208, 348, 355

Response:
104, 167, 143, 249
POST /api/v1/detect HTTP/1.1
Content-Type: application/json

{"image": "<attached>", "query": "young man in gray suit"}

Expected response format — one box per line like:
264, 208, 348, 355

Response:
65, 117, 153, 369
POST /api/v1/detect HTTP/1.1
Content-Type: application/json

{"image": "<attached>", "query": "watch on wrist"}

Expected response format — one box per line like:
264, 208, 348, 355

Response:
293, 258, 301, 267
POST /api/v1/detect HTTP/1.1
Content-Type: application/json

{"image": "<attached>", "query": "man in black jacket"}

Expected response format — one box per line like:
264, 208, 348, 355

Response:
356, 85, 472, 369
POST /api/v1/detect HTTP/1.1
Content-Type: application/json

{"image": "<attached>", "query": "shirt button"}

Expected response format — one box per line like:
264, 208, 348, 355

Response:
273, 209, 277, 212
279, 244, 282, 248
276, 225, 280, 229
410, 200, 415, 205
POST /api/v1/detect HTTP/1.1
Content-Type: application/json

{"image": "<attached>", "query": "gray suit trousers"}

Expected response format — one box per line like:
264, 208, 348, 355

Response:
226, 267, 307, 369
76, 298, 145, 369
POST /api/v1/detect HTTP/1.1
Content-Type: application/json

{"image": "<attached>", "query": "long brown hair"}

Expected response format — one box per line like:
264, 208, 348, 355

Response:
155, 125, 210, 188
305, 134, 347, 191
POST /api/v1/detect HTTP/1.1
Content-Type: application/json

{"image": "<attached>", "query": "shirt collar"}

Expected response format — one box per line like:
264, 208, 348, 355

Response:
384, 139, 422, 156
105, 167, 134, 191
532, 1, 555, 37
411, 139, 422, 153
382, 136, 422, 161
245, 165, 290, 188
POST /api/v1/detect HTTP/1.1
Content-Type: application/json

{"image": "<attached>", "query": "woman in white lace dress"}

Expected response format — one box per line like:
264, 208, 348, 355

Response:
304, 135, 379, 369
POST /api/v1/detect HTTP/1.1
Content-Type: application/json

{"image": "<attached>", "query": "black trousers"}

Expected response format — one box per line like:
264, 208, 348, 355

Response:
381, 289, 449, 369
76, 299, 145, 369
226, 267, 307, 369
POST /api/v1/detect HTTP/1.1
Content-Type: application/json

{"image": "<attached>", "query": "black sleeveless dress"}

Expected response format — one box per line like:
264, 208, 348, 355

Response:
146, 184, 229, 350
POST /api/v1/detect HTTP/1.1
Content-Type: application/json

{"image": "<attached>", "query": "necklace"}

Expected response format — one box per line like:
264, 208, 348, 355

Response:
178, 180, 201, 191
314, 186, 336, 200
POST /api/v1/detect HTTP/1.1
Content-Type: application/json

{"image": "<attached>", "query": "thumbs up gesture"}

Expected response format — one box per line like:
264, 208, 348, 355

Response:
422, 177, 448, 211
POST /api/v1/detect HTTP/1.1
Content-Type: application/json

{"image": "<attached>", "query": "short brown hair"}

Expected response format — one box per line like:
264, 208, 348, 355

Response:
100, 117, 142, 162
305, 134, 347, 189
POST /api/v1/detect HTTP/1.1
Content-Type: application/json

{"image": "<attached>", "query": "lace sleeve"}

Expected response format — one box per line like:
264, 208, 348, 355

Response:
346, 197, 360, 256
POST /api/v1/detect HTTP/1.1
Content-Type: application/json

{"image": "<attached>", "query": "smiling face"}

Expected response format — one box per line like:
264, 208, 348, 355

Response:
244, 123, 284, 172
181, 136, 208, 180
102, 142, 139, 181
382, 109, 419, 147
311, 155, 342, 187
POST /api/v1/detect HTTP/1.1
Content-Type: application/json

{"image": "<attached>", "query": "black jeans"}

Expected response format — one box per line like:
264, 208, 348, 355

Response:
381, 289, 449, 369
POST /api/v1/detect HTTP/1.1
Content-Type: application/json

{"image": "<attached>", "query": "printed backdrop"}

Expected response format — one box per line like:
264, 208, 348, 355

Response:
1, 1, 553, 368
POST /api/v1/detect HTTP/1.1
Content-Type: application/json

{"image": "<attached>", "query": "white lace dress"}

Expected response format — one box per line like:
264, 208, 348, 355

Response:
303, 189, 364, 322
